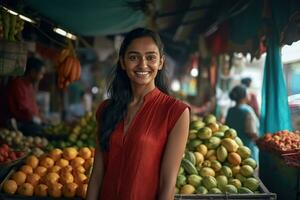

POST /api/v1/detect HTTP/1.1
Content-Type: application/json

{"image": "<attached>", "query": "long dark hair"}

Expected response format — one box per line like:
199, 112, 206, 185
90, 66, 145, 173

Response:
99, 28, 169, 150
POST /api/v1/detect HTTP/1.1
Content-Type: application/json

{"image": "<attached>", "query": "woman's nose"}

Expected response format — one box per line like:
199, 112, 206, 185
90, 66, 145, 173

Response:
138, 56, 148, 67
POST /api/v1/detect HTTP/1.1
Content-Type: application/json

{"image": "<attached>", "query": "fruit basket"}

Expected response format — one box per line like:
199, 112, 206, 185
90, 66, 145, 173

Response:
174, 175, 276, 200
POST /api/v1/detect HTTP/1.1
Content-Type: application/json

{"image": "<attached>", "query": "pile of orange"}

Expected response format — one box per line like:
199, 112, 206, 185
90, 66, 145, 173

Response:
2, 147, 95, 198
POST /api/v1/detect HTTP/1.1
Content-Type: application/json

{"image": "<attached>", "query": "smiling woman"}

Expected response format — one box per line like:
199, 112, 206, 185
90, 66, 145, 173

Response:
86, 28, 190, 200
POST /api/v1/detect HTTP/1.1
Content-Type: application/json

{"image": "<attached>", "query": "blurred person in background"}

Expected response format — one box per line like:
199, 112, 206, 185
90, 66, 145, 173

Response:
241, 77, 260, 118
225, 85, 259, 162
5, 57, 46, 135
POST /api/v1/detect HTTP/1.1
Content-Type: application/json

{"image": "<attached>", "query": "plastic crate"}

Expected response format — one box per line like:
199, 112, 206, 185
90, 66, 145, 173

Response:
174, 177, 276, 200
0, 152, 27, 181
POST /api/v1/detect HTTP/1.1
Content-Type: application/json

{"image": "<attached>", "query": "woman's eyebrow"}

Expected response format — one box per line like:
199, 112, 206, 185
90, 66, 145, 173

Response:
127, 51, 158, 55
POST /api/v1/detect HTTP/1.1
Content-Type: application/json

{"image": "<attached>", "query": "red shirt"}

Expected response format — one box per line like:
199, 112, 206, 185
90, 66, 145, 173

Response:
96, 88, 188, 200
6, 77, 39, 122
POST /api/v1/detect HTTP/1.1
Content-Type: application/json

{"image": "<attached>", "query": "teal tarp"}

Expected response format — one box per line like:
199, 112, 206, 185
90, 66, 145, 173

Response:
26, 0, 146, 36
260, 31, 292, 134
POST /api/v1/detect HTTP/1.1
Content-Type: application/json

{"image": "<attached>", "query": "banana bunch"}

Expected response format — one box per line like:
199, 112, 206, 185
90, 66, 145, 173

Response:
0, 8, 24, 41
57, 41, 81, 89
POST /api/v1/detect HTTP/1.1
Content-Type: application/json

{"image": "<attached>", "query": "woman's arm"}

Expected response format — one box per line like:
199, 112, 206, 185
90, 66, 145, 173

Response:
158, 108, 190, 200
86, 141, 105, 200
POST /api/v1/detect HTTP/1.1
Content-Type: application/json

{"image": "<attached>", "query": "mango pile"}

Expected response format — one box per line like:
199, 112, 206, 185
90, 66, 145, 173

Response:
2, 147, 94, 198
176, 114, 260, 194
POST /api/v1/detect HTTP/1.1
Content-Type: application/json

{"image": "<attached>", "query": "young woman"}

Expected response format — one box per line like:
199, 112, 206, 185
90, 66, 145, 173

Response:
86, 28, 190, 200
225, 85, 259, 162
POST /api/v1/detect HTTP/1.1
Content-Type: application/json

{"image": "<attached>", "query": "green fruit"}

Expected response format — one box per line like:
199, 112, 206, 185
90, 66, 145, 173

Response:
216, 175, 228, 189
202, 176, 217, 190
220, 166, 233, 178
188, 175, 202, 188
235, 173, 247, 183
243, 178, 260, 191
235, 137, 244, 147
176, 175, 187, 187
209, 188, 222, 194
216, 146, 228, 162
237, 146, 251, 159
219, 125, 229, 132
224, 128, 237, 139
190, 120, 205, 130
223, 184, 238, 193
196, 186, 208, 194
197, 127, 212, 140
203, 114, 217, 124
188, 130, 198, 140
242, 158, 257, 169
213, 131, 224, 138
238, 187, 253, 194
211, 160, 222, 172
178, 166, 184, 175
181, 159, 198, 175
206, 137, 221, 149
240, 165, 254, 177
187, 139, 202, 151
184, 151, 196, 165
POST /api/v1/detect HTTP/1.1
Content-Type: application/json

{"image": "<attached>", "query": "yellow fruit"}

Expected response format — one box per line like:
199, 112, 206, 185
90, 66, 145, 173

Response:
26, 173, 40, 186
63, 182, 78, 198
71, 156, 85, 168
40, 157, 55, 169
17, 183, 34, 196
20, 165, 33, 175
56, 158, 69, 168
49, 148, 63, 161
63, 147, 78, 160
90, 147, 95, 157
48, 183, 62, 198
77, 183, 88, 198
45, 172, 60, 185
78, 147, 92, 159
34, 166, 47, 177
34, 184, 48, 197
48, 165, 61, 173
25, 155, 39, 169
61, 165, 73, 174
61, 172, 74, 184
3, 179, 18, 194
11, 171, 27, 186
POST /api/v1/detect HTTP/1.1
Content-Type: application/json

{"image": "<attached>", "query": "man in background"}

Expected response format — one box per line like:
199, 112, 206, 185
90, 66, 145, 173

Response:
6, 57, 46, 135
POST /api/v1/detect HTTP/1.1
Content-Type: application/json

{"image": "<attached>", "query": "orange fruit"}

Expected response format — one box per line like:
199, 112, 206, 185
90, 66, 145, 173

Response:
34, 166, 47, 177
25, 155, 39, 169
90, 147, 95, 157
17, 183, 34, 196
20, 165, 33, 175
48, 165, 61, 173
74, 166, 85, 174
40, 156, 54, 169
61, 165, 73, 174
26, 173, 40, 186
74, 173, 87, 184
60, 172, 74, 184
34, 184, 48, 197
48, 182, 63, 198
71, 156, 85, 168
63, 182, 78, 198
11, 171, 27, 186
77, 183, 88, 198
56, 158, 69, 168
83, 157, 94, 170
45, 172, 60, 186
49, 148, 63, 161
3, 179, 18, 194
78, 147, 92, 159
63, 147, 78, 160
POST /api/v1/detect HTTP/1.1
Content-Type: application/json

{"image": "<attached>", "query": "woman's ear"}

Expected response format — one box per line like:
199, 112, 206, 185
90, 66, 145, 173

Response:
159, 55, 165, 70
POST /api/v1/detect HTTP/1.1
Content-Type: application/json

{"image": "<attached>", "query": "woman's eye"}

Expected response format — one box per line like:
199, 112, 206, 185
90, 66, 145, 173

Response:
129, 55, 138, 61
146, 55, 157, 61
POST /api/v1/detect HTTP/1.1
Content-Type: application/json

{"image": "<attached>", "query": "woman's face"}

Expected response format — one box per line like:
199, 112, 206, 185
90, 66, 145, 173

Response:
121, 37, 164, 88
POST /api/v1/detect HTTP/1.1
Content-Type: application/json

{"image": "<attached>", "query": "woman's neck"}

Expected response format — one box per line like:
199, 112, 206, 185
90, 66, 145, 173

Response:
130, 85, 155, 105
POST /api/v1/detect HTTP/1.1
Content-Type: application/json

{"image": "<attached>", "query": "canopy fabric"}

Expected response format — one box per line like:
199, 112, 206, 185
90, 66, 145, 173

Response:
26, 0, 146, 36
260, 31, 292, 134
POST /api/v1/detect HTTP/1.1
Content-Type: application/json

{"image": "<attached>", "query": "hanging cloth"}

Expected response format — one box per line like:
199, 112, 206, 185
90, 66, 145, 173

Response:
260, 31, 292, 134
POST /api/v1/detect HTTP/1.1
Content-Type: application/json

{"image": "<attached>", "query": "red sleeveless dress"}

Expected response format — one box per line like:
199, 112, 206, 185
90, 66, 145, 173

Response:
96, 88, 189, 200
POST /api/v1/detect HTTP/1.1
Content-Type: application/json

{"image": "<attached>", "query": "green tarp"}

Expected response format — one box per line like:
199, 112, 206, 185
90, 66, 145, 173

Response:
26, 0, 146, 36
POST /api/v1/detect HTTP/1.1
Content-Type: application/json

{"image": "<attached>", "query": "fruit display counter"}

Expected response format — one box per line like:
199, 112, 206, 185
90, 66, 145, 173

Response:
174, 114, 276, 199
